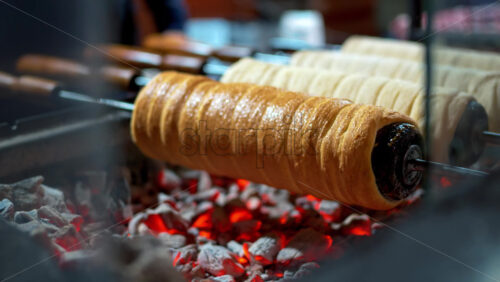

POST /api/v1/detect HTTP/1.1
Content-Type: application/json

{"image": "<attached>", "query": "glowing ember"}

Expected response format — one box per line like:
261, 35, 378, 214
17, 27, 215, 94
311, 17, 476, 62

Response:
348, 226, 372, 236
325, 235, 333, 248
4, 168, 418, 281
340, 215, 373, 236
229, 208, 253, 223
242, 243, 251, 260
144, 214, 168, 233
237, 256, 248, 264
306, 195, 320, 202
236, 231, 260, 242
199, 230, 215, 240
279, 214, 288, 225
123, 168, 420, 280
237, 179, 250, 190
192, 212, 213, 229
54, 235, 81, 252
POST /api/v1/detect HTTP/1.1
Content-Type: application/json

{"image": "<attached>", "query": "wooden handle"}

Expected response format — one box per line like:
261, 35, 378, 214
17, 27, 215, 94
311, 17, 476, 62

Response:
0, 71, 59, 97
161, 54, 204, 74
142, 33, 213, 58
86, 44, 205, 74
14, 76, 59, 96
17, 53, 140, 91
17, 54, 90, 78
99, 65, 138, 90
143, 33, 254, 62
212, 45, 254, 62
87, 44, 163, 69
0, 71, 16, 89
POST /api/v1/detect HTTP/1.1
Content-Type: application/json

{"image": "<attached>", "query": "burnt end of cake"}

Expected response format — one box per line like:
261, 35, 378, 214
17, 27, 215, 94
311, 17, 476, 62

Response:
372, 123, 424, 201
449, 100, 488, 166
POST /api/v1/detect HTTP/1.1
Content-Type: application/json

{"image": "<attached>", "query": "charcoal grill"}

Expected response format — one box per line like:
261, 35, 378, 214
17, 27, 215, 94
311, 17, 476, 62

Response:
1, 0, 500, 281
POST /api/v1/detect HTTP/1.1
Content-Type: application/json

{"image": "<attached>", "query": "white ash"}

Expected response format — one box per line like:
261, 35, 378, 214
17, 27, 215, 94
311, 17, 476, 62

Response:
331, 214, 371, 231
0, 161, 420, 282
227, 240, 245, 257
198, 171, 212, 192
248, 233, 282, 265
159, 168, 182, 190
38, 205, 70, 227
157, 232, 187, 249
198, 274, 236, 282
94, 235, 184, 282
59, 249, 97, 268
0, 176, 45, 211
317, 200, 340, 215
128, 212, 148, 234
198, 243, 245, 277
125, 165, 415, 281
0, 173, 138, 279
0, 198, 14, 220
124, 165, 419, 281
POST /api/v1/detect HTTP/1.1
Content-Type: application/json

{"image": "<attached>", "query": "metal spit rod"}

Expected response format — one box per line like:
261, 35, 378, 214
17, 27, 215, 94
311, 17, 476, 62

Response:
11, 53, 500, 147
55, 84, 491, 180
0, 70, 493, 179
